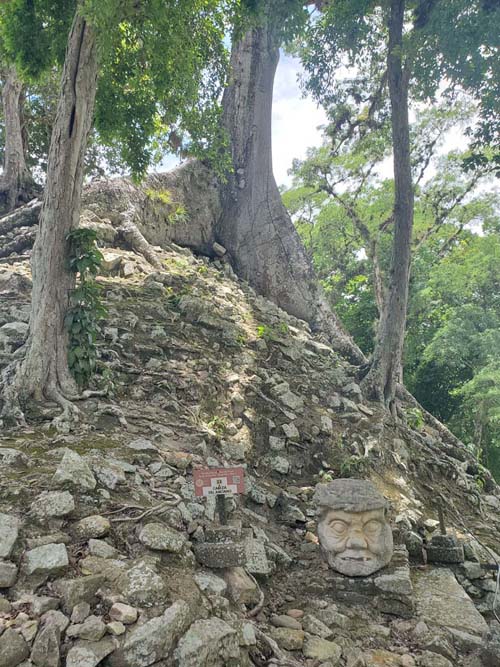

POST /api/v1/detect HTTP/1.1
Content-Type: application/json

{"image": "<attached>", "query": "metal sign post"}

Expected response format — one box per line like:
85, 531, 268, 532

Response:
193, 466, 245, 525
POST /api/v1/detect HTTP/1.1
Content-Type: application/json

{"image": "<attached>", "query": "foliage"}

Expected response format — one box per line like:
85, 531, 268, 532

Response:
1, 0, 236, 180
65, 229, 106, 388
284, 103, 500, 478
145, 188, 188, 225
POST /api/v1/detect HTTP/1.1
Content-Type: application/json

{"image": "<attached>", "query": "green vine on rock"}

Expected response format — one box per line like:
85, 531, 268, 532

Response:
65, 228, 107, 389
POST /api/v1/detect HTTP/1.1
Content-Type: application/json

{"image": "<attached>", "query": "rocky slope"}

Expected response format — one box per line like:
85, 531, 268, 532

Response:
1, 219, 500, 666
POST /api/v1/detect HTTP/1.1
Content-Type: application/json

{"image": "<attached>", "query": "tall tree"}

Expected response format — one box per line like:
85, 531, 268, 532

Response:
0, 65, 37, 213
1, 0, 231, 425
300, 0, 500, 409
361, 0, 412, 409
217, 0, 365, 364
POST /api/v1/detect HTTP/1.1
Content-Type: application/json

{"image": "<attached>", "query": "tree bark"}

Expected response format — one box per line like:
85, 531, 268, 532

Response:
2, 9, 98, 423
0, 66, 37, 214
216, 10, 365, 365
361, 0, 414, 410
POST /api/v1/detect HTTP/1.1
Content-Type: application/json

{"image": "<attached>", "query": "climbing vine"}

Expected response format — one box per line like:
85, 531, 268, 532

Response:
65, 229, 107, 388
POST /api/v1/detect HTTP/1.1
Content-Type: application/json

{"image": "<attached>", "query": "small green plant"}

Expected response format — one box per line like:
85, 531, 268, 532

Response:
339, 455, 364, 477
256, 321, 289, 342
403, 407, 424, 430
66, 229, 107, 389
207, 415, 228, 435
145, 188, 188, 225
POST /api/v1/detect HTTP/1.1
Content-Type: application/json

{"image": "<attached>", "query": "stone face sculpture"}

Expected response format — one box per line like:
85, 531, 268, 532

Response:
313, 478, 393, 577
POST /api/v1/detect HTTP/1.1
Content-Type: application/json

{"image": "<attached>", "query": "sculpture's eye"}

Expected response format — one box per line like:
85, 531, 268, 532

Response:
364, 520, 382, 536
329, 520, 348, 535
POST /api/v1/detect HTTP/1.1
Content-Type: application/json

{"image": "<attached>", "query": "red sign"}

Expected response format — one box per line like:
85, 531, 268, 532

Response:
193, 467, 245, 498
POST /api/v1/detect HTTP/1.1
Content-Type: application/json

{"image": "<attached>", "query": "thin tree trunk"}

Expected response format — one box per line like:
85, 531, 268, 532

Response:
2, 9, 98, 424
217, 10, 365, 365
361, 0, 414, 410
0, 66, 36, 214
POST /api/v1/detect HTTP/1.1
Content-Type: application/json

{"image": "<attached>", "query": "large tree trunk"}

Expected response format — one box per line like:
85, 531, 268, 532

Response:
361, 0, 414, 410
0, 66, 37, 214
216, 11, 365, 365
2, 10, 98, 423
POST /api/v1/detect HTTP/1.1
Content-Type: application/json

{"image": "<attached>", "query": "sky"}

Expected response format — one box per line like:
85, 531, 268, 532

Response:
271, 52, 327, 188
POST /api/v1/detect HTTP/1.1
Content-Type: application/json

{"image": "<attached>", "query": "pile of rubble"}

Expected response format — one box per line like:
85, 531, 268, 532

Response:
1, 235, 500, 666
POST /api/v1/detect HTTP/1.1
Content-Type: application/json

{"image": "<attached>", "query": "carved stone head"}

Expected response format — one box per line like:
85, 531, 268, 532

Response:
313, 478, 393, 577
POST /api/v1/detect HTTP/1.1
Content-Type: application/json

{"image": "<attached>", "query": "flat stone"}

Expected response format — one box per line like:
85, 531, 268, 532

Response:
92, 461, 127, 490
109, 603, 138, 625
375, 568, 413, 596
116, 558, 168, 607
52, 449, 96, 490
127, 438, 157, 451
282, 423, 299, 439
138, 523, 186, 553
107, 621, 126, 636
0, 560, 18, 587
75, 515, 111, 539
40, 610, 70, 633
270, 627, 305, 651
224, 567, 261, 605
0, 513, 19, 559
193, 542, 246, 568
175, 618, 240, 666
109, 600, 192, 667
302, 614, 332, 638
25, 543, 68, 576
417, 652, 453, 667
270, 456, 290, 474
52, 575, 104, 614
32, 491, 75, 518
13, 595, 60, 616
270, 615, 302, 630
67, 615, 107, 641
364, 650, 410, 666
279, 391, 303, 412
88, 539, 118, 558
302, 637, 342, 662
194, 571, 227, 596
0, 628, 30, 667
245, 539, 271, 575
413, 567, 488, 636
71, 602, 91, 624
462, 561, 482, 579
66, 637, 116, 667
30, 622, 61, 667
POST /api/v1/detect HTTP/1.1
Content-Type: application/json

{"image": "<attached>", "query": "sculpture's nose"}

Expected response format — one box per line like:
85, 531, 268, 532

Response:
346, 531, 368, 550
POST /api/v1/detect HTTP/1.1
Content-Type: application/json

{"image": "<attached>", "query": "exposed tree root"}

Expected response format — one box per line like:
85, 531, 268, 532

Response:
117, 207, 163, 269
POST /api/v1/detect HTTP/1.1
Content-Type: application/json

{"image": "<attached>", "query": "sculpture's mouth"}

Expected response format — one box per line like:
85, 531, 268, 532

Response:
338, 550, 374, 562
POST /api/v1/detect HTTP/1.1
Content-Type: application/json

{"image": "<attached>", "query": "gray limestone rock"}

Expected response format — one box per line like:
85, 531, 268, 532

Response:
88, 539, 117, 559
116, 558, 168, 607
74, 516, 111, 539
416, 652, 453, 667
270, 627, 305, 651
67, 615, 107, 641
30, 622, 61, 667
108, 600, 192, 667
0, 513, 19, 559
52, 449, 96, 490
0, 560, 18, 587
193, 542, 246, 569
24, 543, 68, 576
32, 491, 75, 519
109, 603, 138, 625
174, 617, 241, 667
194, 571, 227, 596
426, 535, 464, 564
138, 523, 187, 553
245, 539, 271, 575
0, 628, 30, 667
224, 567, 261, 605
65, 637, 116, 667
413, 567, 488, 636
52, 575, 104, 614
303, 636, 342, 662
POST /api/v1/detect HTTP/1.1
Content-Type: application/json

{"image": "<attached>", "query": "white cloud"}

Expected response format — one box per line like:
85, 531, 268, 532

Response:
272, 52, 327, 188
